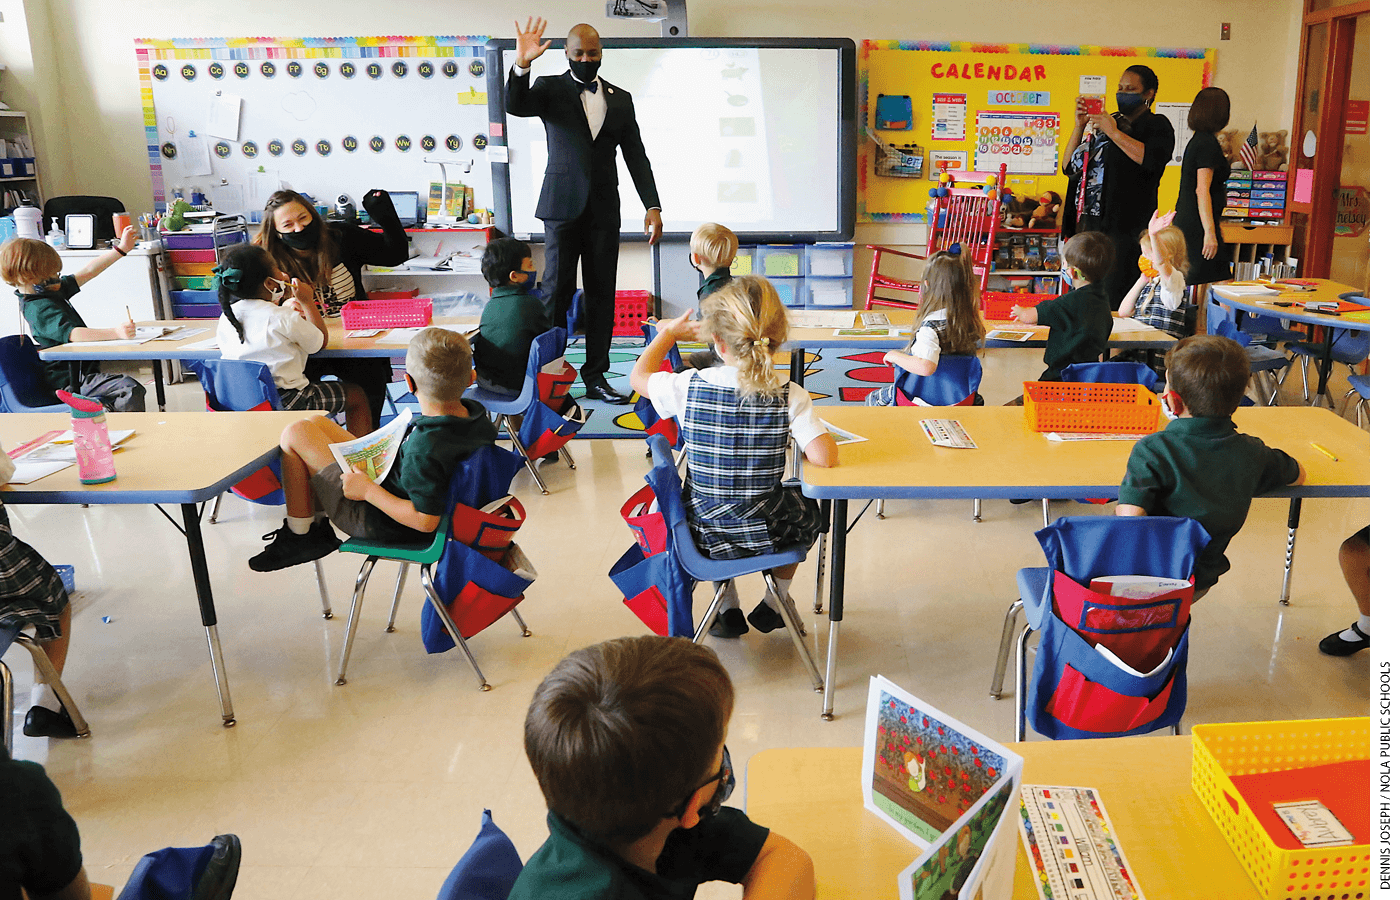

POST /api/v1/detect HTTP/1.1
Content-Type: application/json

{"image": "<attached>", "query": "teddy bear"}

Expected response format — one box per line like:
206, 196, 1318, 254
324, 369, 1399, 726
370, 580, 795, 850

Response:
1258, 130, 1289, 171
1217, 128, 1245, 168
1028, 191, 1061, 230
1000, 194, 1038, 229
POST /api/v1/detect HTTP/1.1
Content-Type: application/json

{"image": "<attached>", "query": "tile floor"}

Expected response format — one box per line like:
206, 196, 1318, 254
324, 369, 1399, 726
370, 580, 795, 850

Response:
4, 347, 1369, 898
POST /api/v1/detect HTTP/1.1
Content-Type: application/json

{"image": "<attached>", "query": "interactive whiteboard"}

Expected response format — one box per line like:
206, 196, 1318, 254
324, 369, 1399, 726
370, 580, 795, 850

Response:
486, 38, 856, 243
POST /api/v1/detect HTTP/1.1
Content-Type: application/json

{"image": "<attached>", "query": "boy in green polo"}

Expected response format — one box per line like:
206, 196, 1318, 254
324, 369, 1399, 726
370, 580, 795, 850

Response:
1116, 335, 1305, 594
684, 223, 738, 370
476, 237, 551, 393
249, 326, 496, 571
512, 636, 814, 900
1010, 230, 1115, 381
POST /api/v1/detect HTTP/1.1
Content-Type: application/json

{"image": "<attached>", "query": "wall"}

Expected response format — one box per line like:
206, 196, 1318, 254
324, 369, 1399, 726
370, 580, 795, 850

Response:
12, 0, 1304, 291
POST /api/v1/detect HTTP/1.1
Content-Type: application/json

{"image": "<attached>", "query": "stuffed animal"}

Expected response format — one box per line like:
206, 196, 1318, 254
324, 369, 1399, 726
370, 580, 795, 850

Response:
1028, 191, 1061, 230
1258, 130, 1289, 171
1000, 194, 1038, 228
1217, 128, 1245, 168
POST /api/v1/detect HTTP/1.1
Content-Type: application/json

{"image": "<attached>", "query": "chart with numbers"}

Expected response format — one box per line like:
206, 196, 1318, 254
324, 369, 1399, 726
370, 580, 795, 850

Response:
973, 112, 1061, 175
1018, 785, 1144, 900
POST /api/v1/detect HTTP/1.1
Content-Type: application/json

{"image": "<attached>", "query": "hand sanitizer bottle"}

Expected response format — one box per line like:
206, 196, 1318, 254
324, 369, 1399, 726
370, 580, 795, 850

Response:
46, 218, 66, 250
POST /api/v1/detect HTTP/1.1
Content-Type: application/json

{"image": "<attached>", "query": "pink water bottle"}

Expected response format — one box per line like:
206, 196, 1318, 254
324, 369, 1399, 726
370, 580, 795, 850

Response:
56, 391, 116, 485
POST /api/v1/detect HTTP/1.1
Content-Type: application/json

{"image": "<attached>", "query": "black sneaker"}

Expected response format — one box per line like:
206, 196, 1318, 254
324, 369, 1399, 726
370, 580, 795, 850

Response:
710, 608, 749, 639
1319, 623, 1370, 657
747, 602, 786, 634
249, 520, 341, 572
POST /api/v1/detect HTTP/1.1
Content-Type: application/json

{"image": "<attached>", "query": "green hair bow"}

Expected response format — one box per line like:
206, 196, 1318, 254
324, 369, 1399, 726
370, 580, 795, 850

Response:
212, 264, 244, 290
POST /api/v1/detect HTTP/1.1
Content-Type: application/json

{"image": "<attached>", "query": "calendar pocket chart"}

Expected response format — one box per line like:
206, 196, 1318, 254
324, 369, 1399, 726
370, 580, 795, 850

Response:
973, 112, 1060, 175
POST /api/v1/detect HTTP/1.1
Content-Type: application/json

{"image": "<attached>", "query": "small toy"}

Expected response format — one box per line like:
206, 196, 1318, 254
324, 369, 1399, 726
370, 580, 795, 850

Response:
1000, 194, 1038, 228
1028, 191, 1061, 230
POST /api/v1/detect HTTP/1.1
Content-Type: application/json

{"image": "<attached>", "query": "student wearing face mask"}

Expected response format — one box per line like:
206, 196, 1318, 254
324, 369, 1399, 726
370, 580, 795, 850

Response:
475, 237, 550, 394
256, 188, 409, 429
507, 17, 663, 406
213, 244, 373, 436
1060, 65, 1175, 308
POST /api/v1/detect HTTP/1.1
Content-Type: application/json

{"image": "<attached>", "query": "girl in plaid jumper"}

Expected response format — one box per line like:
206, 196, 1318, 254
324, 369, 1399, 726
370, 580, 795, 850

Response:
632, 276, 838, 638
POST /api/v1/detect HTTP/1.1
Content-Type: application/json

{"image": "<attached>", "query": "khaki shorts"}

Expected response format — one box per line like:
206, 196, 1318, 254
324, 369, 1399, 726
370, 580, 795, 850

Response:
310, 464, 423, 544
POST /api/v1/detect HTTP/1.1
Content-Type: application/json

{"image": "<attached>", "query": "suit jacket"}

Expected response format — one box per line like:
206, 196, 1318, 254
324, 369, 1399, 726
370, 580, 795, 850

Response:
506, 69, 661, 224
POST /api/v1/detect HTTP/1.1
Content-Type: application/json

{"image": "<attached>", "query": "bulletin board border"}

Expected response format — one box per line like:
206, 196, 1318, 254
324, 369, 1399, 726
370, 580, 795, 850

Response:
857, 41, 1215, 223
134, 36, 489, 207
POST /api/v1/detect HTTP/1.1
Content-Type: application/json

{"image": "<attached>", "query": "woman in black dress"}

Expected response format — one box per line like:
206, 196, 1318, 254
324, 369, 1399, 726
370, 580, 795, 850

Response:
1174, 87, 1234, 287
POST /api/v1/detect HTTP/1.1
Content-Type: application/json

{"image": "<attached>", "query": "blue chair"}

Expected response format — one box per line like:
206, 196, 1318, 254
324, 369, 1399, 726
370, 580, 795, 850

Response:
877, 355, 983, 520
989, 516, 1210, 740
0, 335, 67, 413
645, 434, 824, 692
634, 321, 687, 461
1061, 361, 1158, 389
1205, 302, 1290, 406
334, 445, 530, 689
464, 328, 577, 495
563, 288, 586, 342
437, 809, 524, 900
184, 358, 333, 619
116, 834, 240, 900
1, 621, 90, 754
1344, 374, 1369, 427
1282, 293, 1369, 408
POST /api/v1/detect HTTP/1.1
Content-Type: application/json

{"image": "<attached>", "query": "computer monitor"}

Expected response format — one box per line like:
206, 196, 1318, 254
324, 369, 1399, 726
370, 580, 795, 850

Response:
388, 191, 420, 227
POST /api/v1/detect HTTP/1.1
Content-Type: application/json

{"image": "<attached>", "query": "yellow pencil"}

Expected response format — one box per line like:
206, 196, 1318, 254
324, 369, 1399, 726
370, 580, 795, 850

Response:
1310, 442, 1339, 462
125, 305, 134, 325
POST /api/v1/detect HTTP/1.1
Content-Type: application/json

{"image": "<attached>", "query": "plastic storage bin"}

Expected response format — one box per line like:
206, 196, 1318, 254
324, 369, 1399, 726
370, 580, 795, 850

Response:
805, 243, 854, 278
983, 291, 1051, 320
755, 246, 802, 278
1022, 382, 1161, 434
614, 290, 651, 336
341, 298, 433, 329
804, 277, 854, 307
766, 278, 800, 307
1191, 717, 1368, 900
730, 248, 754, 277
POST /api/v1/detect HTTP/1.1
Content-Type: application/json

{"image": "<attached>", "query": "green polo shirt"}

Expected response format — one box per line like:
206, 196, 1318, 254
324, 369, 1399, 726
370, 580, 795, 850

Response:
697, 267, 732, 302
509, 809, 769, 900
380, 402, 496, 517
18, 275, 97, 387
0, 756, 84, 900
1032, 281, 1112, 380
1118, 416, 1300, 590
476, 283, 551, 392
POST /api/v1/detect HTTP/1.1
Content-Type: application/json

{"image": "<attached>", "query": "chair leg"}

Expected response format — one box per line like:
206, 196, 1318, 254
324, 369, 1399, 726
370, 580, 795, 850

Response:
990, 600, 1023, 699
335, 556, 379, 685
1014, 623, 1033, 742
313, 559, 333, 619
1041, 499, 1051, 528
16, 634, 90, 738
972, 499, 982, 522
692, 581, 730, 645
510, 607, 532, 637
419, 563, 490, 691
501, 416, 550, 495
1171, 721, 1182, 736
208, 492, 224, 524
876, 500, 886, 519
762, 573, 825, 693
1359, 398, 1369, 428
1, 660, 13, 757
559, 443, 576, 470
1299, 357, 1312, 402
811, 531, 827, 615
385, 562, 409, 632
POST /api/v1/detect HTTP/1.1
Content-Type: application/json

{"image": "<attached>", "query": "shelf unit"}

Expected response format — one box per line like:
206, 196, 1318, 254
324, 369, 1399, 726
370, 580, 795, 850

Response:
0, 110, 42, 205
731, 242, 855, 308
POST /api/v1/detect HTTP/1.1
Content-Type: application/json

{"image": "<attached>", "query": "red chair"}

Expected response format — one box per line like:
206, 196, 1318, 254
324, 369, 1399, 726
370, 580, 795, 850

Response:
865, 164, 1008, 312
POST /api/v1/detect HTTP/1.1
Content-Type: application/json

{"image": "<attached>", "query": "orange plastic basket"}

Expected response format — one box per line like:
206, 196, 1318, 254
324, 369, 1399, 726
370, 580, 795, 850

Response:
1191, 718, 1368, 900
1022, 381, 1161, 434
341, 298, 433, 329
982, 291, 1050, 320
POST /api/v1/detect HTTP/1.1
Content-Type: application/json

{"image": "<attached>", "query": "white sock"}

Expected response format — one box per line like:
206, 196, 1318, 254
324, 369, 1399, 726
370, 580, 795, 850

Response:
717, 581, 740, 613
30, 682, 61, 713
1359, 614, 1371, 635
287, 516, 314, 536
763, 577, 803, 632
1337, 616, 1370, 643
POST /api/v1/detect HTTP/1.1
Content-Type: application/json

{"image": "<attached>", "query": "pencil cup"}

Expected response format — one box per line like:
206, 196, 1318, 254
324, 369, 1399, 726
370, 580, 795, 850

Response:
68, 402, 117, 485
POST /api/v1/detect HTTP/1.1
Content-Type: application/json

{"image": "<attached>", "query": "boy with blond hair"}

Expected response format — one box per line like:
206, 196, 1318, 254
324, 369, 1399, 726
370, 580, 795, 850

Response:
250, 326, 495, 571
686, 222, 739, 370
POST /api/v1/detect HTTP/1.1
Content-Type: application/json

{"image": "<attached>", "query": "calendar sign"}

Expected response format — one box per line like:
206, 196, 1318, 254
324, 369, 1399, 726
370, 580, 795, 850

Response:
973, 112, 1060, 175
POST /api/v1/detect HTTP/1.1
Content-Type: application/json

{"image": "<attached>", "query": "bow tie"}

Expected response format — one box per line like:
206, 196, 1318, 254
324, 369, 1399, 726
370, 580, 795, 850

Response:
576, 79, 598, 94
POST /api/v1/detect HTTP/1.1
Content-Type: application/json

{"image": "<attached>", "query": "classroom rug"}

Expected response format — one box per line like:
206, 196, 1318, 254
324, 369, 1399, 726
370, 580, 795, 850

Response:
385, 341, 896, 440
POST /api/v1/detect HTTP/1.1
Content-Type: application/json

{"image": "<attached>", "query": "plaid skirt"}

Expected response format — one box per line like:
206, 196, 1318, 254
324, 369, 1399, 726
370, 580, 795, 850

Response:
0, 506, 68, 641
686, 482, 827, 560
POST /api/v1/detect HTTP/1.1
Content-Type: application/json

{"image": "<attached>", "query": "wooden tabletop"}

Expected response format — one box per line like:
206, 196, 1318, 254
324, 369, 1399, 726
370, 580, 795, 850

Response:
1211, 280, 1369, 331
784, 308, 1175, 350
803, 406, 1370, 500
0, 411, 318, 504
745, 740, 1257, 899
37, 317, 481, 360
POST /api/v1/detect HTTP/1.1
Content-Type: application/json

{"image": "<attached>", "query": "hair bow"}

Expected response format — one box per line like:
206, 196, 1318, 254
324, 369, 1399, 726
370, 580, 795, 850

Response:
754, 336, 770, 348
945, 243, 962, 256
211, 264, 244, 289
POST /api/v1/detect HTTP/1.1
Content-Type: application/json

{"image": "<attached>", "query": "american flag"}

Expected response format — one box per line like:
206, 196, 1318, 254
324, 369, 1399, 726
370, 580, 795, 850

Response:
1239, 124, 1259, 171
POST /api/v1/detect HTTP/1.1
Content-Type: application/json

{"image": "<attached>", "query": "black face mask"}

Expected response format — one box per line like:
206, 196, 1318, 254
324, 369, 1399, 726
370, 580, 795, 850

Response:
569, 58, 601, 84
279, 217, 321, 251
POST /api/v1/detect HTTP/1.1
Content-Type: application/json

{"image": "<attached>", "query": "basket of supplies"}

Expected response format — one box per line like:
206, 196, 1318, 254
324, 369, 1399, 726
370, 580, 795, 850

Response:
340, 298, 433, 330
1022, 382, 1160, 434
982, 291, 1049, 321
1191, 717, 1368, 900
613, 290, 651, 337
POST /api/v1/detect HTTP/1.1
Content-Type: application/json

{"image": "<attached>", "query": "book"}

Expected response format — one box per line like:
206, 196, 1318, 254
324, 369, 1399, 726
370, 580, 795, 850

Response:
817, 420, 868, 445
986, 329, 1034, 342
328, 409, 412, 485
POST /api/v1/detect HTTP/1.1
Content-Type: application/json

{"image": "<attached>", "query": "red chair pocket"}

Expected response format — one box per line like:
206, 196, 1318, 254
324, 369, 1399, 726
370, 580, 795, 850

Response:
1046, 662, 1178, 734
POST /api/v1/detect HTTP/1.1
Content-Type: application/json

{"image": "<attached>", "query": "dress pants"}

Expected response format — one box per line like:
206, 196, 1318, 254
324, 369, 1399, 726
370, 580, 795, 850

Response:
541, 199, 620, 386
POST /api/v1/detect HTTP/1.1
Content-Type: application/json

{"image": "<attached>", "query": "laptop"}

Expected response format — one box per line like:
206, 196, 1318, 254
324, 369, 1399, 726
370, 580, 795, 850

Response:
388, 191, 421, 227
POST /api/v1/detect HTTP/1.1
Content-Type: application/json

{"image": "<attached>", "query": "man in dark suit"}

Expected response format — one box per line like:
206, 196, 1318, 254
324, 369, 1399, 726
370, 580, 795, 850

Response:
507, 18, 663, 404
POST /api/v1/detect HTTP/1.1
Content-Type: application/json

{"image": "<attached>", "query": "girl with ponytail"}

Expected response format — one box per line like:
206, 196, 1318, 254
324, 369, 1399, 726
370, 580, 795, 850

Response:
212, 244, 372, 435
631, 275, 837, 639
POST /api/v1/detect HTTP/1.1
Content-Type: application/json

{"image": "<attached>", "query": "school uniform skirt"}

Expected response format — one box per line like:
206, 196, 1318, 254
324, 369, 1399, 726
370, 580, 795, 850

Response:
0, 506, 68, 642
685, 483, 827, 561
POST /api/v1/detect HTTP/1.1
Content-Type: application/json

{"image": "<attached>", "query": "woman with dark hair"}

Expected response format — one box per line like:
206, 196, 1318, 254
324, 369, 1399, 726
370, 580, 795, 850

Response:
1175, 87, 1234, 286
256, 189, 409, 429
1061, 64, 1176, 305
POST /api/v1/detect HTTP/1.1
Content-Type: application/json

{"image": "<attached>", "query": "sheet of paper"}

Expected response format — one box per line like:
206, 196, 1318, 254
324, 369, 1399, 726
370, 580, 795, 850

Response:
1110, 316, 1156, 333
176, 133, 213, 177
786, 309, 856, 329
179, 337, 220, 351
1018, 785, 1146, 900
376, 324, 476, 344
206, 92, 242, 141
8, 459, 74, 484
834, 327, 894, 337
986, 329, 1034, 342
818, 420, 867, 445
208, 182, 248, 216
248, 170, 281, 203
150, 327, 208, 342
809, 255, 848, 277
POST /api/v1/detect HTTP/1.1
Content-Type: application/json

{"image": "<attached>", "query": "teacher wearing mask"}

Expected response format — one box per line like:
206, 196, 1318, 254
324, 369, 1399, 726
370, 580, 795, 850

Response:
1061, 65, 1175, 306
1175, 87, 1234, 288
507, 17, 663, 405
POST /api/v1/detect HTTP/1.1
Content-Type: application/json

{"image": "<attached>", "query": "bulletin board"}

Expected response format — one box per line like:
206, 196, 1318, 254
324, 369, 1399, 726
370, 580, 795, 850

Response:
134, 36, 494, 219
858, 41, 1216, 223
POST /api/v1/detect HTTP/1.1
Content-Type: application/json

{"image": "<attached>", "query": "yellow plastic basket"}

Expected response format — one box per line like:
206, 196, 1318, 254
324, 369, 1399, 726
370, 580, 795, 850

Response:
1022, 381, 1161, 434
1191, 717, 1369, 900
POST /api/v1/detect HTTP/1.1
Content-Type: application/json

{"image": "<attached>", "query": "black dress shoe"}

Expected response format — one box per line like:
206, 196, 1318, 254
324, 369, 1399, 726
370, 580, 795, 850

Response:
584, 382, 630, 405
709, 608, 749, 639
24, 705, 78, 739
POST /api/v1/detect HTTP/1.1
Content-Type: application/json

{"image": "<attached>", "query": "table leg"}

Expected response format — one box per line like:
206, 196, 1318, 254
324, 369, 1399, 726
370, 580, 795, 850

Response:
821, 499, 847, 721
181, 503, 235, 725
790, 348, 806, 388
812, 500, 830, 614
1279, 497, 1301, 606
1311, 328, 1336, 409
151, 358, 166, 412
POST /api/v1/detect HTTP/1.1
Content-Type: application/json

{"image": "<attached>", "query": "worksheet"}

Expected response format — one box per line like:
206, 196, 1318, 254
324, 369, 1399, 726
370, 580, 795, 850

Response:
1018, 784, 1145, 900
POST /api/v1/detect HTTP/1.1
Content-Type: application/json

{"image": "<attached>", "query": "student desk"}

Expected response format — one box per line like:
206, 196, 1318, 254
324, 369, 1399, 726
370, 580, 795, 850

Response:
800, 406, 1370, 719
1210, 280, 1367, 407
745, 741, 1254, 899
782, 309, 1176, 387
0, 410, 320, 727
38, 317, 481, 410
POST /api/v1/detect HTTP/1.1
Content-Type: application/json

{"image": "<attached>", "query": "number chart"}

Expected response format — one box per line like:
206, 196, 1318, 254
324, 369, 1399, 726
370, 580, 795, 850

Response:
973, 112, 1060, 176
